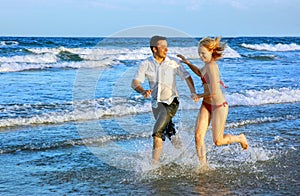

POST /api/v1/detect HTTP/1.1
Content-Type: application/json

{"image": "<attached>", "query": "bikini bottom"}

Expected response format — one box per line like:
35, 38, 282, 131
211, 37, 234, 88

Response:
202, 101, 228, 114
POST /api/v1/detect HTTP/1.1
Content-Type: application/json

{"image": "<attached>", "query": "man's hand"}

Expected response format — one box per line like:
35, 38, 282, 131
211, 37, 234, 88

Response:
132, 79, 151, 98
142, 90, 152, 98
191, 93, 200, 102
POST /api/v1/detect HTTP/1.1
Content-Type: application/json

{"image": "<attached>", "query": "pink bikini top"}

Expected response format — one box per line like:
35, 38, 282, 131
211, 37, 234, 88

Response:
201, 72, 227, 88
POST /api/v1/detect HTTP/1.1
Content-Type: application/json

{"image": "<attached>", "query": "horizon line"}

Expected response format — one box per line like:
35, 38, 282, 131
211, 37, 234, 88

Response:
1, 34, 300, 38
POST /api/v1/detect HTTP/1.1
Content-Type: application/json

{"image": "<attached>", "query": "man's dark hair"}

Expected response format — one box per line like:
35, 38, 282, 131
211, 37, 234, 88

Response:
150, 35, 166, 52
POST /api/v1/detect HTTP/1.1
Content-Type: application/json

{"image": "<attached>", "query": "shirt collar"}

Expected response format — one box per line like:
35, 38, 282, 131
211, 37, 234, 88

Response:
151, 56, 170, 64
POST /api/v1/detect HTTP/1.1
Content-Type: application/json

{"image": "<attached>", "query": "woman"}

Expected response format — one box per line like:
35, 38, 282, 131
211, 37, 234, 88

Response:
177, 37, 248, 168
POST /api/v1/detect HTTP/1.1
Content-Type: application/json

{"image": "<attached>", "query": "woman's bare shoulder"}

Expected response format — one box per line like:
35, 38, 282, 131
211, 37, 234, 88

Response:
207, 61, 218, 71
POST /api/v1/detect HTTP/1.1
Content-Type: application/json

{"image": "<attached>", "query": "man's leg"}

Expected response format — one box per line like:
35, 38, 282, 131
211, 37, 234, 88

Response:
152, 136, 163, 164
152, 103, 171, 164
165, 99, 181, 148
164, 120, 176, 140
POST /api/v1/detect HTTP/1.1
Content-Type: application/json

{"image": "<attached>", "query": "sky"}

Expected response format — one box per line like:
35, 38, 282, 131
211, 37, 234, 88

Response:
1, 0, 300, 37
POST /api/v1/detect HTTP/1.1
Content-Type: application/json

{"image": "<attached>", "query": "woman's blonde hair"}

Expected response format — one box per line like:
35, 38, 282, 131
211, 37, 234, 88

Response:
199, 37, 226, 60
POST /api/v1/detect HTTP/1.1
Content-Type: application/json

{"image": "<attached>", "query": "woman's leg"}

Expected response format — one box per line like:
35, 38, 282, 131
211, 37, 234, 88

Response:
211, 105, 248, 149
195, 104, 211, 167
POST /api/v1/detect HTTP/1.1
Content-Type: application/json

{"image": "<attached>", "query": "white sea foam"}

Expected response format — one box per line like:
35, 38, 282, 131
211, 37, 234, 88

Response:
226, 115, 298, 129
0, 53, 57, 63
241, 43, 300, 51
0, 46, 241, 72
0, 97, 151, 128
0, 63, 47, 72
224, 46, 242, 58
167, 45, 241, 59
0, 87, 299, 128
226, 88, 300, 106
0, 62, 88, 72
0, 61, 117, 72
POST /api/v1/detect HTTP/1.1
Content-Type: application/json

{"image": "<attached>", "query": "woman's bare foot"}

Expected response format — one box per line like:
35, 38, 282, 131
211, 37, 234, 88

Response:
196, 163, 215, 174
239, 134, 248, 149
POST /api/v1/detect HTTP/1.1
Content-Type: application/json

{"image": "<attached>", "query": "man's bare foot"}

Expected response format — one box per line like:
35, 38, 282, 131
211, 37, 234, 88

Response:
239, 134, 248, 149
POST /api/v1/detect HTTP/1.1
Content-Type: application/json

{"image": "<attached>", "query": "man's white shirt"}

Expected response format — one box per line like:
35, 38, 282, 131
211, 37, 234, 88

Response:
133, 56, 190, 106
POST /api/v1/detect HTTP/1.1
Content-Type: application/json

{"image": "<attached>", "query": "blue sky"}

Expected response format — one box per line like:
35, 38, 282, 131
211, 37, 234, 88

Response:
1, 0, 300, 37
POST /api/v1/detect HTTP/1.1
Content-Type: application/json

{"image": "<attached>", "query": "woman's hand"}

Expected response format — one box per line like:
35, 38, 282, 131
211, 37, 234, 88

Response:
191, 93, 200, 102
177, 54, 189, 64
177, 54, 202, 77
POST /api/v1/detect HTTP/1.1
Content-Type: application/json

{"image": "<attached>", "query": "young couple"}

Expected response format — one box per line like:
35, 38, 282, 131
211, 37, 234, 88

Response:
131, 35, 248, 167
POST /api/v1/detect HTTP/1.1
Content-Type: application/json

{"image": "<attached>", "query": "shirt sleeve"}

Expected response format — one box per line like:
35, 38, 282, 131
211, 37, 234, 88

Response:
133, 61, 147, 83
177, 60, 190, 80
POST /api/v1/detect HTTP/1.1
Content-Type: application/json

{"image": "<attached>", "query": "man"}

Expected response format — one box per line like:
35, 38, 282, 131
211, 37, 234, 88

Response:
131, 35, 197, 164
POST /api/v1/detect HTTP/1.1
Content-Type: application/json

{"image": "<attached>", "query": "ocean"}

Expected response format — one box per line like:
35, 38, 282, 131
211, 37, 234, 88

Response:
0, 35, 299, 195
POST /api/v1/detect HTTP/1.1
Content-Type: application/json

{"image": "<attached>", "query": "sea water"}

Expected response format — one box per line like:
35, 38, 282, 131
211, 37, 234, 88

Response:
0, 36, 299, 195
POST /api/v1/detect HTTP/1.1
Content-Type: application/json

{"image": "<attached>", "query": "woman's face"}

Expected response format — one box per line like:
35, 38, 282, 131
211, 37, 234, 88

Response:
198, 46, 212, 63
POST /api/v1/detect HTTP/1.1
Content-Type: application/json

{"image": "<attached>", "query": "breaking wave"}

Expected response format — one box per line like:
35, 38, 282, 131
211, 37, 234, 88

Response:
0, 46, 240, 72
0, 88, 299, 128
241, 43, 300, 52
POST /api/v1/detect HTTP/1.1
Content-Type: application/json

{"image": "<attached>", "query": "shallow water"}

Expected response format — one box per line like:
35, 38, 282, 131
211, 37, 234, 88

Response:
0, 36, 299, 195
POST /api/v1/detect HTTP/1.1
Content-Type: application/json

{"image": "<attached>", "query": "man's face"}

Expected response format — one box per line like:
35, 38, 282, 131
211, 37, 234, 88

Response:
154, 40, 168, 59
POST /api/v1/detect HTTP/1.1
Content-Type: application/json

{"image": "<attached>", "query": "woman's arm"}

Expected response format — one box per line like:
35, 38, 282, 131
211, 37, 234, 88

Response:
196, 92, 212, 99
177, 54, 202, 77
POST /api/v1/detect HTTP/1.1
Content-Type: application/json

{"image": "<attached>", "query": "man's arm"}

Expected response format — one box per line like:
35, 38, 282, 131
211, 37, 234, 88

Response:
131, 79, 152, 98
185, 76, 198, 102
